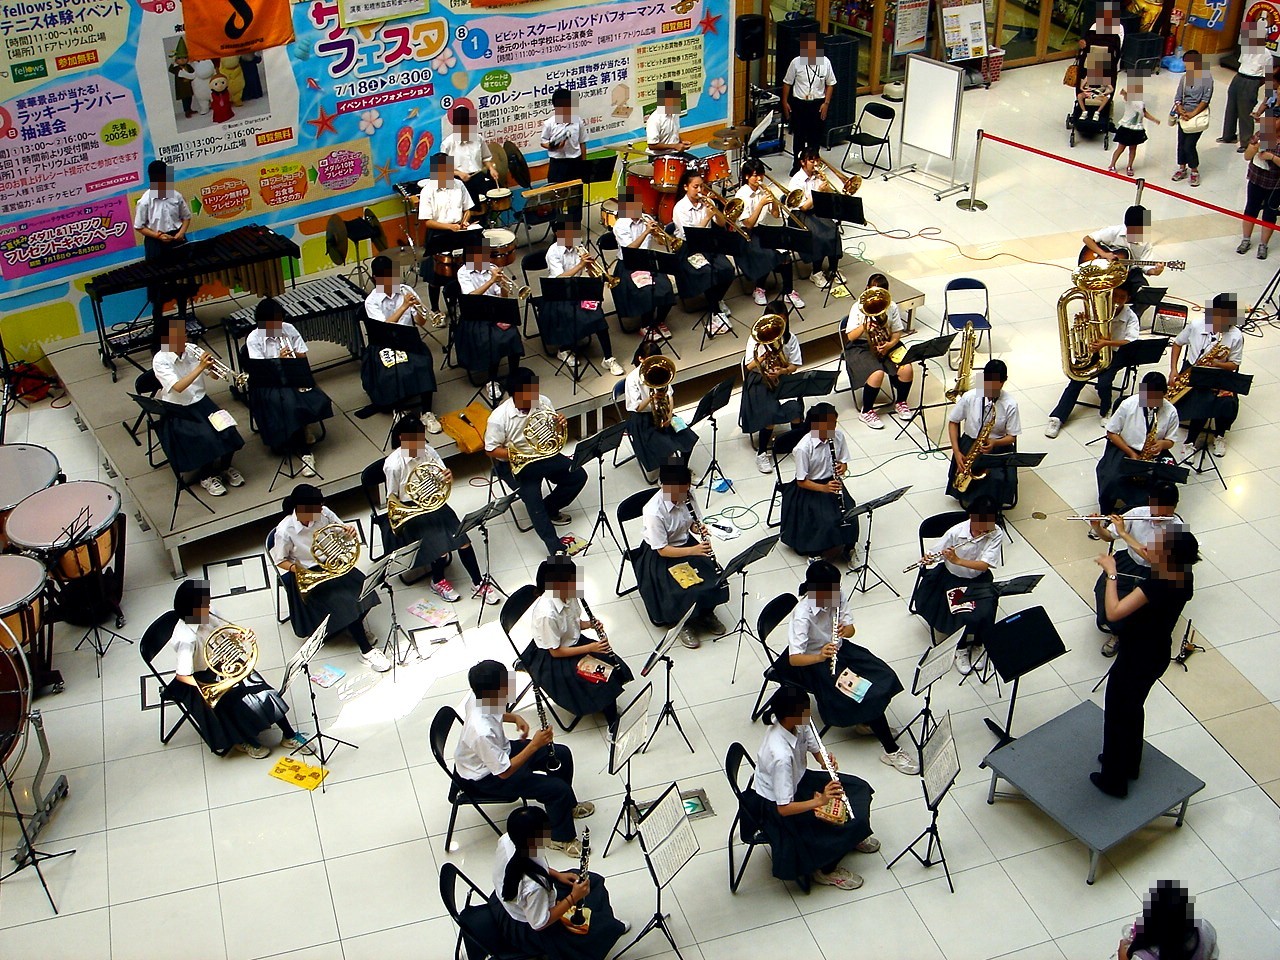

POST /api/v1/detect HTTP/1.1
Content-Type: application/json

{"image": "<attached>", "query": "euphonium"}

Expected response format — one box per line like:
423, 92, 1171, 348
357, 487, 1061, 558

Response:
197, 624, 258, 709
193, 346, 249, 391
1057, 260, 1128, 383
859, 286, 906, 362
815, 157, 862, 195
508, 407, 568, 475
639, 354, 677, 429
574, 245, 620, 288
750, 313, 789, 377
387, 461, 450, 531
945, 322, 976, 403
1166, 340, 1230, 404
954, 403, 997, 494
296, 523, 361, 595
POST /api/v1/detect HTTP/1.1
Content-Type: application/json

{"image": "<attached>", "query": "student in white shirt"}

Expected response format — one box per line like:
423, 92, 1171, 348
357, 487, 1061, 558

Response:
1081, 205, 1166, 286
455, 659, 592, 856
670, 169, 737, 331
1046, 283, 1141, 436
741, 301, 803, 474
440, 105, 499, 201
781, 33, 838, 174
244, 297, 332, 477
645, 81, 690, 153
152, 315, 245, 498
541, 220, 623, 375
457, 238, 526, 403
1170, 293, 1245, 456
611, 189, 677, 337
749, 685, 878, 892
268, 483, 389, 671
786, 150, 843, 290
842, 273, 914, 429
361, 255, 439, 428
135, 159, 194, 323
540, 88, 587, 219
780, 402, 857, 559
623, 339, 698, 478
418, 152, 478, 315
946, 359, 1022, 509
734, 158, 802, 309
1096, 372, 1180, 515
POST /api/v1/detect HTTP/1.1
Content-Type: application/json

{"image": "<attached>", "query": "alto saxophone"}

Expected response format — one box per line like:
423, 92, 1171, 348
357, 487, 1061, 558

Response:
1166, 340, 1230, 404
295, 524, 361, 595
1138, 410, 1162, 461
954, 402, 997, 494
387, 460, 450, 531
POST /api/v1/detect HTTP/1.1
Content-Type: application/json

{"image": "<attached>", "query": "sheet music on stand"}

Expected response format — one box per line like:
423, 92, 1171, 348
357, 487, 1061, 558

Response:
638, 782, 699, 889
915, 629, 962, 696
922, 711, 960, 810
609, 684, 654, 775
280, 616, 329, 696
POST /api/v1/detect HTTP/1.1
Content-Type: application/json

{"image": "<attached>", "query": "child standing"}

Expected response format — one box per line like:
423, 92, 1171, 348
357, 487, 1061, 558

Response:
1109, 74, 1161, 177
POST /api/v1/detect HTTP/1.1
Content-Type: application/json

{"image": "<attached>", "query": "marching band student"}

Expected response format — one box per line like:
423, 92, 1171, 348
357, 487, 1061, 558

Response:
842, 274, 914, 429
946, 359, 1022, 508
152, 315, 245, 498
440, 105, 500, 201
1090, 481, 1183, 655
611, 189, 676, 337
741, 300, 803, 474
525, 556, 633, 728
1096, 371, 1179, 516
269, 483, 390, 672
786, 149, 843, 290
1045, 284, 1140, 436
458, 237, 527, 405
624, 340, 698, 480
671, 169, 737, 334
418, 152, 477, 317
492, 807, 629, 960
1081, 204, 1167, 285
734, 159, 802, 308
780, 402, 858, 561
153, 579, 308, 759
543, 220, 624, 375
1170, 293, 1245, 458
908, 495, 1004, 676
749, 686, 878, 892
646, 81, 691, 153
1093, 525, 1199, 797
135, 159, 192, 324
361, 255, 440, 429
457, 659, 593, 858
383, 416, 495, 604
245, 297, 333, 477
484, 368, 586, 557
778, 561, 917, 775
636, 460, 730, 647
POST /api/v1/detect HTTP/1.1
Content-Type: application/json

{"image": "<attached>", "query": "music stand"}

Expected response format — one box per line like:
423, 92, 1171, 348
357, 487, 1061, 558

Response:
846, 485, 912, 595
640, 602, 699, 754
899, 628, 964, 752
1117, 457, 1190, 488
688, 377, 735, 504
614, 781, 698, 960
886, 711, 960, 893
360, 543, 421, 673
961, 574, 1044, 687
968, 450, 1046, 516
1176, 367, 1253, 491
280, 616, 356, 781
456, 492, 519, 627
773, 367, 839, 404
621, 247, 683, 357
581, 156, 618, 252
603, 683, 655, 857
892, 334, 956, 452
55, 507, 132, 671
683, 226, 745, 349
713, 534, 781, 682
244, 357, 325, 491
975, 603, 1065, 751
539, 276, 606, 389
457, 294, 522, 407
571, 420, 628, 555
811, 192, 866, 306
752, 224, 814, 323
1107, 337, 1169, 409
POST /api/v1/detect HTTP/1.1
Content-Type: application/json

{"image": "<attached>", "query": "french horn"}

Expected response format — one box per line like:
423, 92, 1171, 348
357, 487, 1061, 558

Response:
387, 461, 451, 532
508, 408, 568, 475
296, 524, 361, 595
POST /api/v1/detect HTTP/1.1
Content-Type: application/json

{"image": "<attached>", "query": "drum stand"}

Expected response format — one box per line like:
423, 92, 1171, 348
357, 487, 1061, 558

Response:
0, 729, 74, 915
67, 519, 132, 675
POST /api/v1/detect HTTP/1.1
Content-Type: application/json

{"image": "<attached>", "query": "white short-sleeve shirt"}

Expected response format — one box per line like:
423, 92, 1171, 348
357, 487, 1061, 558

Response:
545, 241, 582, 279
418, 181, 475, 224
754, 721, 819, 805
646, 107, 679, 147
484, 395, 556, 455
246, 323, 307, 359
531, 593, 581, 651
788, 591, 853, 657
365, 285, 418, 326
642, 489, 694, 550
134, 188, 191, 234
153, 344, 206, 406
792, 430, 849, 482
269, 507, 344, 570
949, 386, 1021, 441
440, 133, 492, 175
455, 693, 512, 781
783, 56, 838, 100
934, 519, 1003, 579
1105, 395, 1180, 450
1173, 319, 1244, 367
492, 833, 555, 929
541, 115, 586, 159
382, 444, 446, 503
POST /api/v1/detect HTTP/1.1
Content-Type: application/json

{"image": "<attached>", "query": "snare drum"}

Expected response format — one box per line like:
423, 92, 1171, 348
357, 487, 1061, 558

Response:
0, 444, 61, 551
700, 152, 730, 184
653, 155, 686, 192
484, 228, 518, 266
486, 187, 513, 212
6, 480, 122, 582
599, 198, 619, 230
626, 167, 659, 216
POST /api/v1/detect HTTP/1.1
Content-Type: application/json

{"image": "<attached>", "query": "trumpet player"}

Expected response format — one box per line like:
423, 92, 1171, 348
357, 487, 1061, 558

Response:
741, 300, 803, 474
543, 220, 624, 375
672, 169, 737, 334
384, 416, 493, 605
946, 359, 1022, 508
1170, 293, 1244, 458
611, 189, 677, 338
269, 484, 390, 672
485, 368, 587, 557
362, 255, 441, 432
1096, 372, 1179, 517
246, 297, 333, 478
842, 274, 914, 430
624, 341, 698, 479
151, 579, 304, 759
787, 149, 844, 291
526, 556, 633, 728
780, 403, 858, 561
734, 159, 803, 309
152, 314, 246, 499
458, 237, 527, 405
1045, 284, 1140, 438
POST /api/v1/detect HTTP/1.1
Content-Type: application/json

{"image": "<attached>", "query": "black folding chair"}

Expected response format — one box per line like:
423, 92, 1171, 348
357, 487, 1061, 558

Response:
725, 743, 771, 893
122, 369, 167, 468
765, 425, 806, 529
138, 614, 230, 757
430, 705, 527, 849
498, 584, 581, 732
614, 489, 654, 602
752, 593, 799, 722
359, 458, 394, 562
908, 510, 969, 642
439, 862, 536, 960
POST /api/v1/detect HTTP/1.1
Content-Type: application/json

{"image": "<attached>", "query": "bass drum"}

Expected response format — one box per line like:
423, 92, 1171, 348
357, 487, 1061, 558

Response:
0, 637, 31, 771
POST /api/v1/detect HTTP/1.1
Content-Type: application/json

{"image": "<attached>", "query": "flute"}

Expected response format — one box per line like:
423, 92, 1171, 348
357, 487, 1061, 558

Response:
808, 720, 850, 824
1066, 515, 1177, 521
903, 531, 989, 573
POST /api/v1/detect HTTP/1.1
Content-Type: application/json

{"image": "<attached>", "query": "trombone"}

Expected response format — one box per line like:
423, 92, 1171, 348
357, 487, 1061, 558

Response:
814, 157, 862, 195
700, 188, 749, 239
761, 174, 810, 230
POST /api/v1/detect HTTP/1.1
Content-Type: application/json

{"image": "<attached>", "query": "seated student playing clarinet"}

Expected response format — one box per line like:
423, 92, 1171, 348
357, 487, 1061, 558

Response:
245, 297, 333, 478
780, 402, 858, 561
671, 169, 737, 333
946, 359, 1021, 508
492, 807, 629, 960
152, 315, 246, 499
842, 274, 914, 430
908, 495, 1004, 676
458, 237, 527, 405
384, 415, 496, 605
417, 152, 478, 319
624, 340, 698, 481
542, 220, 624, 375
787, 149, 844, 291
775, 561, 917, 775
1045, 284, 1140, 437
734, 159, 803, 309
269, 483, 390, 672
457, 659, 594, 858
611, 190, 677, 338
741, 300, 803, 474
749, 686, 879, 892
1095, 371, 1179, 517
524, 556, 634, 729
362, 255, 440, 430
1170, 293, 1245, 458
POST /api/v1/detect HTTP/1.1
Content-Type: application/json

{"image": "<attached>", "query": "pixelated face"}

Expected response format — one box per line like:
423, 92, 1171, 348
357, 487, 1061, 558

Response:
514, 382, 538, 410
812, 413, 837, 439
661, 478, 690, 500
478, 673, 511, 707
970, 513, 997, 534
402, 430, 426, 454
1138, 385, 1165, 408
161, 321, 186, 351
981, 373, 1004, 398
1207, 305, 1236, 331
296, 504, 322, 524
435, 157, 455, 182
811, 584, 837, 608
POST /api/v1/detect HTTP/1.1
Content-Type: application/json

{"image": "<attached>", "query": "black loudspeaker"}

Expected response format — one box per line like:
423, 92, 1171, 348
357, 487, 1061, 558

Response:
736, 14, 766, 61
822, 32, 858, 146
774, 16, 820, 92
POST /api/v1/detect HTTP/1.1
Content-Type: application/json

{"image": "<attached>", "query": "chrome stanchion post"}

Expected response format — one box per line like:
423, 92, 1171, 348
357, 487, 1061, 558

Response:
956, 128, 988, 212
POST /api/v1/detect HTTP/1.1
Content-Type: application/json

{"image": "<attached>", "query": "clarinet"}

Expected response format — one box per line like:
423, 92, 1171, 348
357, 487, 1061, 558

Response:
827, 436, 846, 509
532, 685, 561, 771
579, 596, 622, 669
686, 492, 723, 575
561, 827, 592, 933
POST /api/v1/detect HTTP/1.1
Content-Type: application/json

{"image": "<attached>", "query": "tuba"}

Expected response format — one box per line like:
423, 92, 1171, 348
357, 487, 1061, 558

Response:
387, 461, 451, 532
296, 524, 361, 595
945, 322, 977, 403
197, 624, 258, 709
639, 354, 677, 429
751, 314, 789, 377
1057, 260, 1128, 382
508, 407, 568, 475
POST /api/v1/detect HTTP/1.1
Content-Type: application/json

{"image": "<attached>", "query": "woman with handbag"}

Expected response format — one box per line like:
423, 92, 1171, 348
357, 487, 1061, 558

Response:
1171, 50, 1213, 187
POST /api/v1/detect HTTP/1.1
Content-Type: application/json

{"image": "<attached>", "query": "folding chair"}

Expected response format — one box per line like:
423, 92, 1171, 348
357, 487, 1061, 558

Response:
751, 593, 798, 721
488, 462, 534, 534
265, 529, 291, 626
499, 583, 583, 733
941, 278, 993, 368
907, 510, 969, 642
122, 369, 167, 468
138, 614, 230, 756
841, 101, 896, 173
610, 379, 640, 474
765, 425, 806, 529
725, 743, 772, 893
360, 458, 393, 562
519, 250, 547, 338
439, 862, 536, 960
614, 489, 653, 603
430, 705, 528, 849
132, 394, 215, 531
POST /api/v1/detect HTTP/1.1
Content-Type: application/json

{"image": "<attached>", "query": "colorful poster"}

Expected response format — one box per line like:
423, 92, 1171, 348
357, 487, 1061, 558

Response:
1186, 0, 1230, 30
339, 0, 430, 28
183, 0, 296, 60
894, 0, 931, 56
0, 0, 131, 102
0, 196, 134, 280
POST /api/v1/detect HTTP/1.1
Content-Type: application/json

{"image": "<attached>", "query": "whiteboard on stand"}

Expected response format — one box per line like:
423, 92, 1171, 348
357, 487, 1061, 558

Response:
900, 55, 965, 162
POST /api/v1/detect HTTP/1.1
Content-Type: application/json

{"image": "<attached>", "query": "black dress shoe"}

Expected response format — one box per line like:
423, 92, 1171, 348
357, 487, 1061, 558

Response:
1090, 771, 1128, 798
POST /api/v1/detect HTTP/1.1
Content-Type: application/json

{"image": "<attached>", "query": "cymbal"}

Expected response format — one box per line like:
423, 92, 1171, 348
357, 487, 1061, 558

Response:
324, 214, 348, 266
713, 127, 739, 139
488, 140, 509, 185
709, 137, 742, 151
613, 143, 645, 155
503, 140, 532, 189
730, 124, 754, 138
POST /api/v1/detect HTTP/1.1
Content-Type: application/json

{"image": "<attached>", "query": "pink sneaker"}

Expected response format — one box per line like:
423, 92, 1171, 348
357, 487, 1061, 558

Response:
1171, 168, 1187, 182
431, 578, 460, 602
894, 400, 912, 417
473, 583, 501, 605
785, 291, 806, 309
859, 409, 884, 430
1189, 170, 1201, 187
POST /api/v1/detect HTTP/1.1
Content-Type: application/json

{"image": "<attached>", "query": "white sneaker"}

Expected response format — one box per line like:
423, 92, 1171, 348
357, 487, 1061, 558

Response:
786, 291, 806, 309
299, 454, 317, 478
881, 748, 921, 776
1174, 443, 1195, 462
473, 583, 501, 605
811, 270, 828, 289
718, 300, 733, 316
859, 409, 884, 430
234, 742, 270, 759
1213, 436, 1226, 457
200, 476, 227, 497
223, 467, 245, 487
432, 578, 461, 602
756, 451, 773, 473
1044, 417, 1062, 439
603, 356, 624, 376
423, 412, 442, 434
894, 400, 912, 418
752, 287, 768, 305
556, 349, 578, 367
547, 838, 583, 858
486, 381, 503, 404
955, 646, 974, 675
362, 648, 392, 673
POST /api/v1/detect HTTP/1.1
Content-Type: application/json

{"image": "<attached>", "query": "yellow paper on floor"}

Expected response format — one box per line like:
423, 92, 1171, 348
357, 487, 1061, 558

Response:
269, 755, 329, 790
668, 562, 703, 588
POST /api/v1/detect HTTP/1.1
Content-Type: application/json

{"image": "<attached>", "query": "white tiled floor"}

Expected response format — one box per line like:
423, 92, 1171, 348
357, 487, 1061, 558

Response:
2, 58, 1279, 959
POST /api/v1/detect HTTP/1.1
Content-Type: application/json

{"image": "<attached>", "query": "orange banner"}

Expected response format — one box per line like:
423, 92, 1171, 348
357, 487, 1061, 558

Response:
183, 0, 295, 60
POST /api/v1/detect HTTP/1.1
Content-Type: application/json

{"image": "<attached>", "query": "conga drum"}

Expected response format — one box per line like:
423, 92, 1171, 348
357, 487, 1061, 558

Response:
0, 444, 61, 551
0, 555, 59, 694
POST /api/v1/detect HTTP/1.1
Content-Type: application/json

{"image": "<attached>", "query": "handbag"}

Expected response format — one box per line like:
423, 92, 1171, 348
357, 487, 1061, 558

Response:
1063, 63, 1079, 87
1178, 108, 1210, 134
438, 401, 491, 454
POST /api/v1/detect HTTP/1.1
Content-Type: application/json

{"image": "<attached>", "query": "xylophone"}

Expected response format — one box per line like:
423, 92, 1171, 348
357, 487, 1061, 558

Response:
226, 274, 368, 372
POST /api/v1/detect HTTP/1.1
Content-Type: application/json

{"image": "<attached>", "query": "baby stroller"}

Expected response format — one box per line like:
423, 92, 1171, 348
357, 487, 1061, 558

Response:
1067, 38, 1121, 148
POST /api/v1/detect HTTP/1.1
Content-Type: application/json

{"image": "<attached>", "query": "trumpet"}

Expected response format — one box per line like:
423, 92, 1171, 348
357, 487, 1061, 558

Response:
574, 245, 620, 288
641, 214, 683, 251
494, 270, 531, 303
814, 157, 862, 195
408, 288, 446, 328
903, 532, 989, 573
762, 173, 810, 229
193, 346, 249, 391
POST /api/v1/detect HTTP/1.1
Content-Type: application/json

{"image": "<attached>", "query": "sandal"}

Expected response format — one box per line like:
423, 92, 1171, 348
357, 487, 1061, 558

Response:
1106, 165, 1117, 173
1125, 166, 1134, 177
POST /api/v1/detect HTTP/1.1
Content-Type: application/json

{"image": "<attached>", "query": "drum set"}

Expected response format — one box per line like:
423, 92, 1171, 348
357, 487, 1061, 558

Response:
617, 125, 750, 223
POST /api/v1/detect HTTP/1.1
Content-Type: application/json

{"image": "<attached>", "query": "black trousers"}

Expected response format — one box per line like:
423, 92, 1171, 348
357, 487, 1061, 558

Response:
495, 455, 587, 555
547, 157, 585, 220
789, 97, 825, 172
466, 740, 579, 841
1099, 636, 1171, 787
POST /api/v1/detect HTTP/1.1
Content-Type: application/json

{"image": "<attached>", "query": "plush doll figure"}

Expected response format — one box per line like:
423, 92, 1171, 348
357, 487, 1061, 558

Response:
210, 73, 235, 123
190, 60, 215, 116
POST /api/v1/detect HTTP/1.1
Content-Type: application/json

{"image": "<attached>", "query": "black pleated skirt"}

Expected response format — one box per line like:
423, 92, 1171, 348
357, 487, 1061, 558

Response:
392, 504, 468, 569
1174, 385, 1238, 424
771, 646, 904, 729
164, 670, 288, 754
779, 482, 858, 555
157, 396, 245, 474
796, 212, 842, 266
361, 345, 437, 407
633, 541, 729, 626
612, 261, 676, 317
842, 342, 899, 388
628, 411, 698, 472
673, 252, 735, 300
282, 566, 379, 639
249, 384, 334, 451
910, 564, 995, 638
945, 433, 1018, 509
746, 769, 873, 882
489, 873, 627, 960
456, 319, 525, 374
535, 300, 608, 350
737, 236, 784, 282
739, 371, 803, 434
523, 640, 634, 718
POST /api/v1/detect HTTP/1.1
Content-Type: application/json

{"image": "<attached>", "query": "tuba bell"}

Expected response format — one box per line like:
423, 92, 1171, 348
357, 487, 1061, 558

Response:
508, 407, 568, 475
295, 524, 361, 595
1057, 260, 1128, 382
387, 461, 451, 532
639, 354, 677, 429
750, 313, 789, 377
197, 624, 258, 709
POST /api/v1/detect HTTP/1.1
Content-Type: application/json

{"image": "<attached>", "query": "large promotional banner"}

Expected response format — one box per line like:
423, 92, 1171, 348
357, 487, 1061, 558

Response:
0, 0, 732, 346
